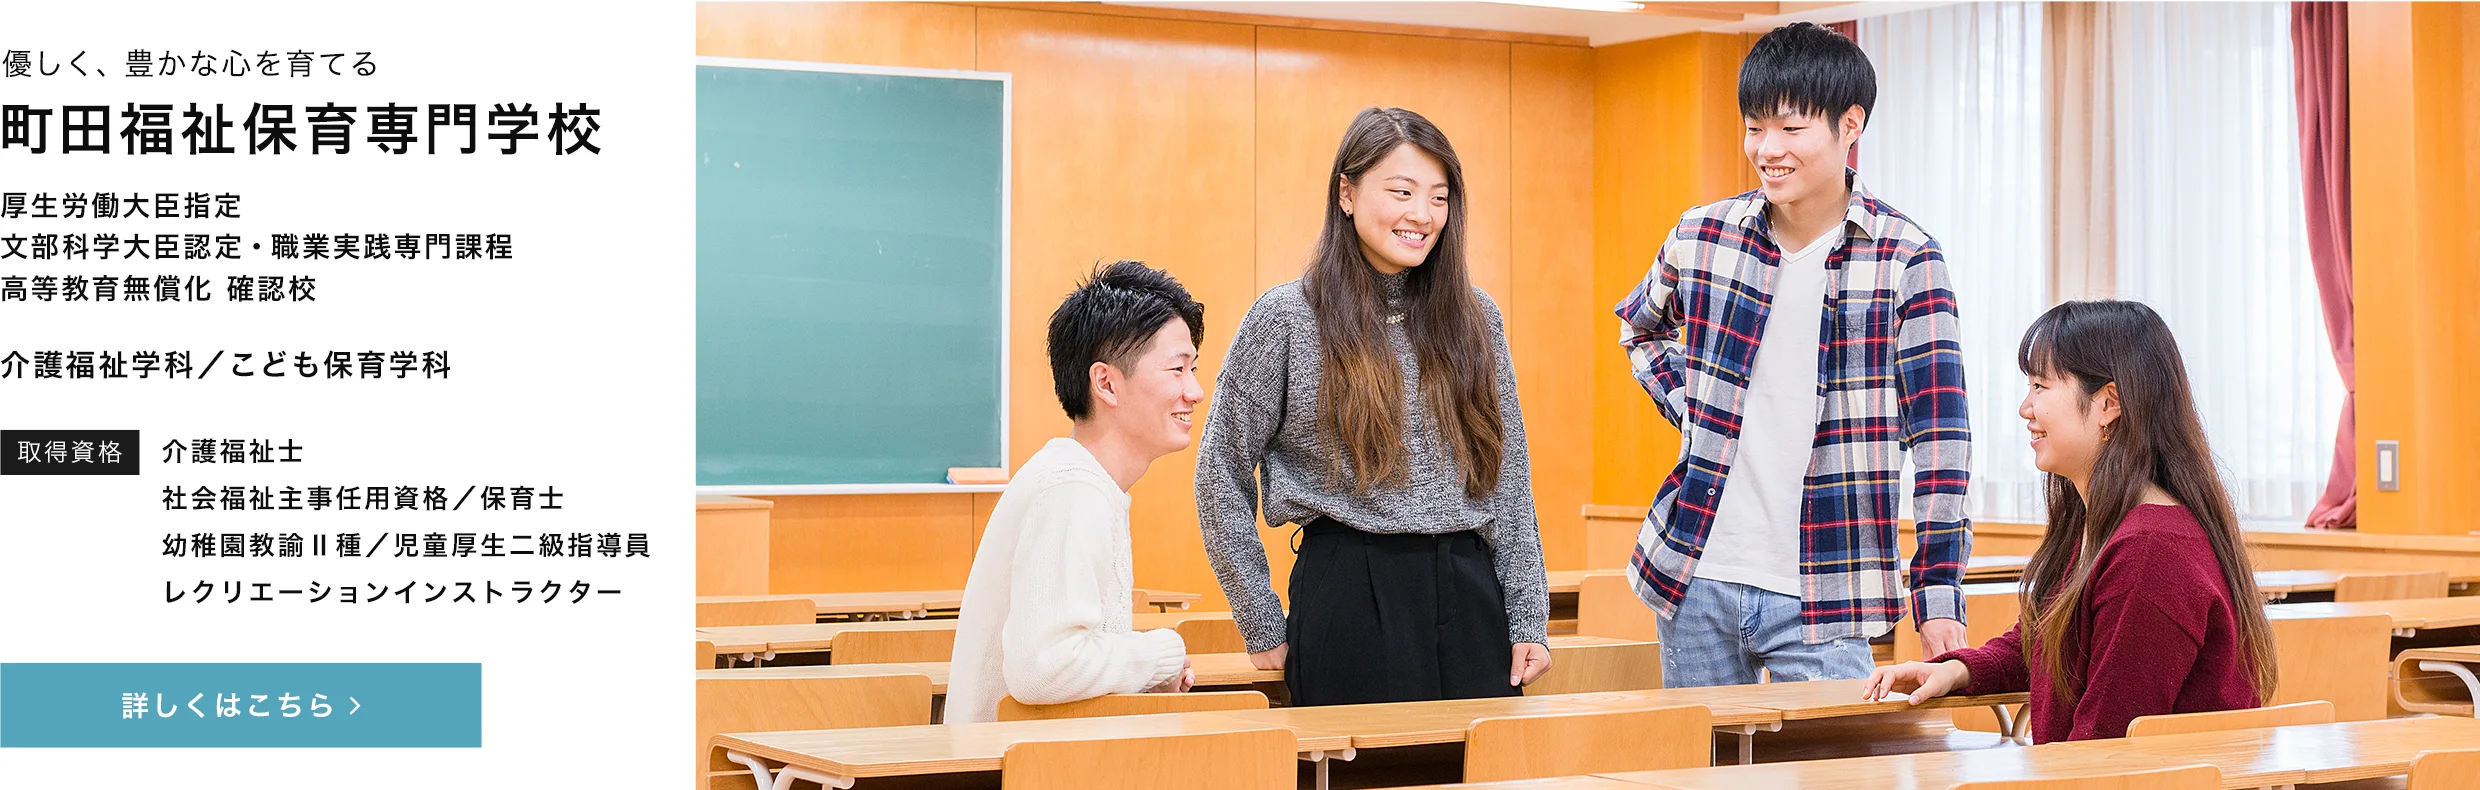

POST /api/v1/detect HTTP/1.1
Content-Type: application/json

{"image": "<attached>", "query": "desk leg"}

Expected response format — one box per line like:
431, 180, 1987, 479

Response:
1989, 704, 2022, 744
725, 749, 855, 790
2419, 660, 2480, 709
1711, 723, 1779, 765
1302, 748, 1355, 790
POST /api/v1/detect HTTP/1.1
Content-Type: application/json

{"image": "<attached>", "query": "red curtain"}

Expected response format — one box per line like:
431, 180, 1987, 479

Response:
2292, 2, 2355, 529
1831, 20, 1861, 170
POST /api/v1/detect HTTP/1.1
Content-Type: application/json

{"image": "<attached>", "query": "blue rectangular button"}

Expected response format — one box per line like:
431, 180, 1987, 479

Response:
1, 663, 481, 747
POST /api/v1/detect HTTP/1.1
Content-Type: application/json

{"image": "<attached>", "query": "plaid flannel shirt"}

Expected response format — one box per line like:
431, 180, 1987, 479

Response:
1614, 172, 1972, 643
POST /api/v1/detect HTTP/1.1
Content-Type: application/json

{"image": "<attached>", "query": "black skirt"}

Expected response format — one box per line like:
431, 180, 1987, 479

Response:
1284, 516, 1520, 706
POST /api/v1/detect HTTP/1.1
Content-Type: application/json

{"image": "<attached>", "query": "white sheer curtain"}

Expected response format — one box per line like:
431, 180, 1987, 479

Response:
2110, 2, 2342, 521
1859, 3, 2050, 524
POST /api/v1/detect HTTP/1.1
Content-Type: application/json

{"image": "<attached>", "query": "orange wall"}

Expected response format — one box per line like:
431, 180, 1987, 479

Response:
2349, 2, 2480, 536
696, 2, 1605, 604
1588, 33, 1756, 512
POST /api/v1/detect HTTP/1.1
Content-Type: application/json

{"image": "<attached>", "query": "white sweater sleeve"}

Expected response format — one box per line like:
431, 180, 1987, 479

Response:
999, 481, 1189, 705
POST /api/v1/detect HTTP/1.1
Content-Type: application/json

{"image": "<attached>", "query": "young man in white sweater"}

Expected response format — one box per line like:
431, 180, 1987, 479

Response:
945, 261, 1204, 723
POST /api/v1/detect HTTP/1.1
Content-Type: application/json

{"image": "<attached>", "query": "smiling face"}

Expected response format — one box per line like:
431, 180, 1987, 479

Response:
2020, 368, 2119, 487
1090, 317, 1205, 460
1744, 104, 1864, 210
1337, 143, 1450, 276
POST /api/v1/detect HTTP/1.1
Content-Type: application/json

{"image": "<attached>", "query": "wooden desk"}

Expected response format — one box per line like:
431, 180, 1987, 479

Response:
1886, 555, 2032, 583
2253, 568, 2347, 597
2246, 568, 2459, 600
1601, 716, 2480, 789
695, 592, 938, 620
713, 712, 1356, 790
1892, 514, 2480, 586
1602, 738, 2278, 789
1548, 570, 1593, 596
2047, 715, 2480, 785
695, 628, 773, 656
1135, 588, 1201, 611
697, 587, 1204, 621
2267, 596, 2480, 634
1630, 678, 2030, 762
1193, 692, 1777, 750
1132, 610, 1231, 629
693, 653, 1280, 694
698, 663, 951, 693
1961, 555, 2031, 582
1188, 679, 2017, 768
1555, 556, 2029, 594
700, 617, 1613, 665
692, 612, 1222, 663
698, 621, 954, 660
1189, 652, 1282, 687
1631, 678, 2026, 723
1927, 569, 2363, 605
1397, 778, 1649, 790
2396, 644, 2480, 716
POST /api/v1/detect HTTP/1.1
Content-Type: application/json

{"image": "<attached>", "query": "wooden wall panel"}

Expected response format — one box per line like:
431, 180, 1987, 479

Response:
2352, 2, 2480, 535
695, 2, 977, 69
760, 494, 975, 592
1253, 27, 1514, 303
1590, 33, 1753, 511
696, 496, 775, 595
977, 7, 1259, 610
1511, 43, 1597, 570
971, 491, 1000, 551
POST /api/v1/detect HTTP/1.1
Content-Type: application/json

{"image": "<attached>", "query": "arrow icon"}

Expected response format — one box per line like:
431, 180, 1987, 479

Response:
348, 697, 361, 715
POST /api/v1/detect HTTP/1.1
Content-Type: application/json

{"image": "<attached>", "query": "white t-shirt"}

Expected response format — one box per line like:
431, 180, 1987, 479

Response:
1693, 225, 1843, 597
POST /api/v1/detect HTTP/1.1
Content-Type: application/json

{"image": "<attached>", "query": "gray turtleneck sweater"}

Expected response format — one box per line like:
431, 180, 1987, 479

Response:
1195, 272, 1550, 654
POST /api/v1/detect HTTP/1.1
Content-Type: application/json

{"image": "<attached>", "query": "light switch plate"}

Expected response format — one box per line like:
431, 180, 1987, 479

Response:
2376, 440, 2400, 492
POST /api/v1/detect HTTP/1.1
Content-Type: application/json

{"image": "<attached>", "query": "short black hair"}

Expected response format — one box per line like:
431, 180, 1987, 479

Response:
1739, 22, 1875, 127
1047, 260, 1205, 421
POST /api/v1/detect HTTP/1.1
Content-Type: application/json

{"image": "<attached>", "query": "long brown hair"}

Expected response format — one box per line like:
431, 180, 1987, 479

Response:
1303, 107, 1502, 499
2014, 300, 2276, 704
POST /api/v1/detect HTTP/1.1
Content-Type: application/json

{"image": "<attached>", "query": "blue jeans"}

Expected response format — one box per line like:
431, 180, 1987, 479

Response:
1657, 577, 1874, 687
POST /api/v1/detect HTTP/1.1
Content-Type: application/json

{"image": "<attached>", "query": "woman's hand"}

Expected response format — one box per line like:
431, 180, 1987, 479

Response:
1510, 642, 1552, 687
1248, 642, 1289, 671
1862, 659, 1971, 704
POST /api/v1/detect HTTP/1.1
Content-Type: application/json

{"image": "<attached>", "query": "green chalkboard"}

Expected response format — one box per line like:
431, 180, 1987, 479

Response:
696, 60, 1008, 487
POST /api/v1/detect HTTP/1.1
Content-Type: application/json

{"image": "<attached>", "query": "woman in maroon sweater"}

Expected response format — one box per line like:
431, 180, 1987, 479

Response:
1862, 300, 2277, 743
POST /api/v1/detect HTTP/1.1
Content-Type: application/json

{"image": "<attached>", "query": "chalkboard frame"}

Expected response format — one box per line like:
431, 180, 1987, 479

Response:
694, 57, 1012, 495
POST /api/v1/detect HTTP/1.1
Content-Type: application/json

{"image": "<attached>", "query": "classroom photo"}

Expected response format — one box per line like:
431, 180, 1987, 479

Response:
690, 1, 2480, 788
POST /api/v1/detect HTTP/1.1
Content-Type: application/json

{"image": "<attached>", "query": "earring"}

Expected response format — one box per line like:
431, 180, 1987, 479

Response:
2101, 424, 2112, 442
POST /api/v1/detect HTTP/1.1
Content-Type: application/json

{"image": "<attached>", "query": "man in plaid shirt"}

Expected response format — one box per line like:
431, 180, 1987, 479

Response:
1614, 22, 1972, 687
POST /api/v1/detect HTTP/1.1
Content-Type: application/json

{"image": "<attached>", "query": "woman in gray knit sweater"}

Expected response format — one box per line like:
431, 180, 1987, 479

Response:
1195, 107, 1552, 706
